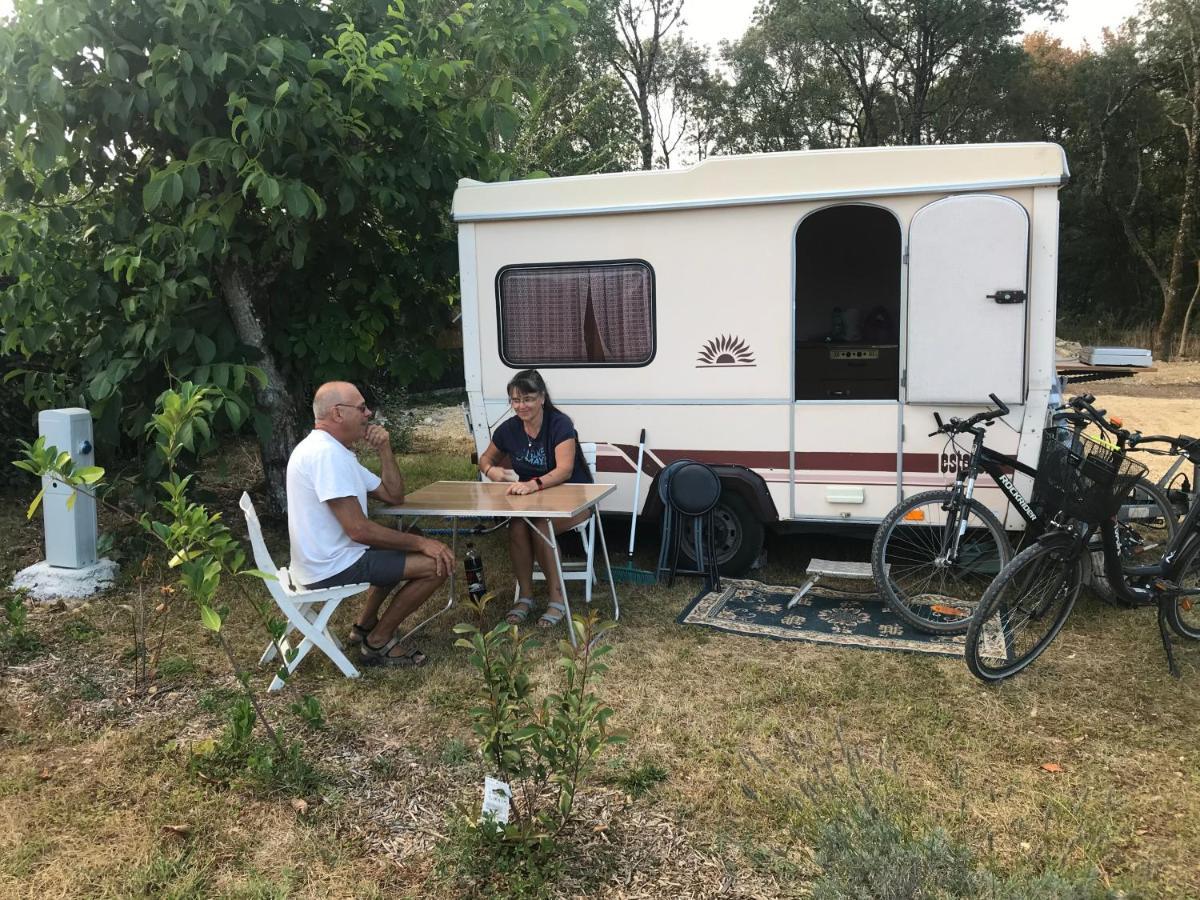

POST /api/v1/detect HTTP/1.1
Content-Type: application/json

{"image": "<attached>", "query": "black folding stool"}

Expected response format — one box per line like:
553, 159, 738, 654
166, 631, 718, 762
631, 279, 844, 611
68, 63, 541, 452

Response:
657, 460, 722, 590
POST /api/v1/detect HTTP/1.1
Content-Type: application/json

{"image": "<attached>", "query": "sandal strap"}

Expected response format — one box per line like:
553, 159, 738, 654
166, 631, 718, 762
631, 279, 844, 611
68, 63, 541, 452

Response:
507, 598, 534, 623
363, 635, 400, 657
539, 601, 568, 624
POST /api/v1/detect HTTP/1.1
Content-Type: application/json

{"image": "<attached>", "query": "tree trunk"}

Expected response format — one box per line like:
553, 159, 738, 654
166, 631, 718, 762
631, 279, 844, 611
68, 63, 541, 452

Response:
637, 90, 654, 170
217, 260, 303, 515
1156, 40, 1200, 360
1180, 261, 1200, 358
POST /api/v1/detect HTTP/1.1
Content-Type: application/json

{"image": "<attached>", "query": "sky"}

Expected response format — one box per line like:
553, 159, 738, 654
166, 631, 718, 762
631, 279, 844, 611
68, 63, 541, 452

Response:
679, 0, 1143, 52
0, 0, 1150, 46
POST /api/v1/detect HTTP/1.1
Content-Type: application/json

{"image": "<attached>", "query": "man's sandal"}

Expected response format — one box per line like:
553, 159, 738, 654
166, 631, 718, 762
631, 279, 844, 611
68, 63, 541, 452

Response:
360, 636, 427, 668
506, 597, 535, 625
537, 601, 567, 629
347, 620, 378, 646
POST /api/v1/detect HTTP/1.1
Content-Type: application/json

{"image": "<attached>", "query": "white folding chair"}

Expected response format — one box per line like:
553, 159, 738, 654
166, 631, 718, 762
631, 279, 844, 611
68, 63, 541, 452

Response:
239, 492, 368, 692
514, 442, 599, 607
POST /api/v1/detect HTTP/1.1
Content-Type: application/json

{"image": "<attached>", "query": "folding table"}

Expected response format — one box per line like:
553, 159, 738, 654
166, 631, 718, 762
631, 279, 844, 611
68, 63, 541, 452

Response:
379, 481, 619, 646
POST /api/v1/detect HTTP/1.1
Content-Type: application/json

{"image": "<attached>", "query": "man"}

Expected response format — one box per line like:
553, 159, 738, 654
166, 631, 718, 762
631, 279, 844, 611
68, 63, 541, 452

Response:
286, 381, 454, 667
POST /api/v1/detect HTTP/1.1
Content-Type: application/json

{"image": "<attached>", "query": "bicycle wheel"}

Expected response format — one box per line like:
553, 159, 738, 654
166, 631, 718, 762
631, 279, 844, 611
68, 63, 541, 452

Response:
1089, 476, 1177, 605
965, 538, 1084, 683
1167, 539, 1200, 641
872, 489, 1011, 634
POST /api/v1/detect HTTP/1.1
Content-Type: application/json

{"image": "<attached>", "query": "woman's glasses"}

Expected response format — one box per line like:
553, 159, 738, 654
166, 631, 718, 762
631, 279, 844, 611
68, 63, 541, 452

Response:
510, 394, 541, 408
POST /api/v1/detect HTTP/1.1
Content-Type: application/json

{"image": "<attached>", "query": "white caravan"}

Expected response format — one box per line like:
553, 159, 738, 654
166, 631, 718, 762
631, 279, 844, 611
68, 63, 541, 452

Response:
453, 143, 1067, 573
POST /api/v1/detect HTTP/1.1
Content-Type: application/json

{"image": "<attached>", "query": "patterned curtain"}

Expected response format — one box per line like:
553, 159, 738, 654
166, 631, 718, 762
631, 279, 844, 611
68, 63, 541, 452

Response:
588, 265, 651, 362
499, 263, 652, 364
499, 268, 589, 363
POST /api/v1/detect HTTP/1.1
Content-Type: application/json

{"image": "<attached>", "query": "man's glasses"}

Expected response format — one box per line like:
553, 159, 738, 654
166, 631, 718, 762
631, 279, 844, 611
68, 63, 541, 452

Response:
335, 402, 370, 415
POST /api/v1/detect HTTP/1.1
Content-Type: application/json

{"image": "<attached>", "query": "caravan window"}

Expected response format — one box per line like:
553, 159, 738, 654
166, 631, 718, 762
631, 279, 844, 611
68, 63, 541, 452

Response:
794, 205, 902, 401
497, 260, 655, 367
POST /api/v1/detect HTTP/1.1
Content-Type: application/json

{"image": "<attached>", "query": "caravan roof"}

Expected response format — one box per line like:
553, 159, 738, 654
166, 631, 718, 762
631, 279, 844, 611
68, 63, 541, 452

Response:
452, 142, 1068, 223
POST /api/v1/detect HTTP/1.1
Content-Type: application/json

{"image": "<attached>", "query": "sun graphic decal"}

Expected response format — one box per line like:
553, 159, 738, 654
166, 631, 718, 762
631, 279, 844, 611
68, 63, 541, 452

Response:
696, 334, 756, 367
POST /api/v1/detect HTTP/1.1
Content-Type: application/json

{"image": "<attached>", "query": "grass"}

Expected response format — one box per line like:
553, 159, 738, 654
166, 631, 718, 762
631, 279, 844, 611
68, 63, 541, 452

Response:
1, 418, 1198, 897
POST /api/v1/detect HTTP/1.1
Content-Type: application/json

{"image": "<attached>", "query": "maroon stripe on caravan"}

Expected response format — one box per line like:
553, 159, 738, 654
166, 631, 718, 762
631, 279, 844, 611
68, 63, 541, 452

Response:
608, 444, 663, 476
647, 449, 941, 473
596, 456, 636, 474
595, 448, 941, 474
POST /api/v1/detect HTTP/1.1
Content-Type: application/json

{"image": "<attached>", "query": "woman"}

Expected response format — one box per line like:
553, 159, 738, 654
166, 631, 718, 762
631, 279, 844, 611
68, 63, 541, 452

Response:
477, 369, 593, 627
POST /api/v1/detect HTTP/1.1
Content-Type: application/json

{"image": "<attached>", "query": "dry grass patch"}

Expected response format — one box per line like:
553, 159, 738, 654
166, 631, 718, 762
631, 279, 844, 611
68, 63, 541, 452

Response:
2, 397, 1199, 896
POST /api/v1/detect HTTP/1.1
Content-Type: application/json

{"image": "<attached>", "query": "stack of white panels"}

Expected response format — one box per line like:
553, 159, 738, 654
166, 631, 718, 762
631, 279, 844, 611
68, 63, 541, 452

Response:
1080, 346, 1154, 367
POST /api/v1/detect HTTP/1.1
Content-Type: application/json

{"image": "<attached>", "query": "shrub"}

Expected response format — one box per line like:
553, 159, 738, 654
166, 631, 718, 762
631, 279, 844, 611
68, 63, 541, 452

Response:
189, 697, 323, 798
439, 610, 624, 893
0, 590, 40, 660
741, 733, 1127, 899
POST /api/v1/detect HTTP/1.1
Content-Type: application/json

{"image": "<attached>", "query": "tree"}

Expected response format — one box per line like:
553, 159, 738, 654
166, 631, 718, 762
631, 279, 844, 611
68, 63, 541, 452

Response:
593, 0, 685, 169
1141, 0, 1200, 356
719, 0, 1064, 149
0, 0, 582, 511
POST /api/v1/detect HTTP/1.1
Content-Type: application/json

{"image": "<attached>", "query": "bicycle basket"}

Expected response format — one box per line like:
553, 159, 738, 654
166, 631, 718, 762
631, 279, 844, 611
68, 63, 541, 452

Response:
1032, 430, 1148, 524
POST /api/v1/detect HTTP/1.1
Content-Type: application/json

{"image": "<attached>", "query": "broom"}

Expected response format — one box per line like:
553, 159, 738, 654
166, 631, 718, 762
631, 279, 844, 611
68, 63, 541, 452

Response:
611, 428, 658, 584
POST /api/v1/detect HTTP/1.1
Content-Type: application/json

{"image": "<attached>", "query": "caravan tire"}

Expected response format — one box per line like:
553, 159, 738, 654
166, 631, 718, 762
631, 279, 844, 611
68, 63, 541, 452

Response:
680, 491, 764, 576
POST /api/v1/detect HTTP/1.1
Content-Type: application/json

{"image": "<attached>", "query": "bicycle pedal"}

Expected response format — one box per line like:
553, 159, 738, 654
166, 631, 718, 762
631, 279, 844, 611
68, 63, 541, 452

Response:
1152, 578, 1178, 593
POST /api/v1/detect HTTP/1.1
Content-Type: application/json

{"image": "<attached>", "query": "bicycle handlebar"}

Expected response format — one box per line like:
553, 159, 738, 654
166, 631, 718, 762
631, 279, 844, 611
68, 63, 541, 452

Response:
928, 393, 1011, 437
1128, 432, 1200, 460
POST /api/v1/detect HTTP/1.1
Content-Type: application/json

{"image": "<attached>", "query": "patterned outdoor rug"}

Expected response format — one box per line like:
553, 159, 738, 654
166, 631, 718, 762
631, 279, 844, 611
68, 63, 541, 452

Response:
677, 578, 967, 656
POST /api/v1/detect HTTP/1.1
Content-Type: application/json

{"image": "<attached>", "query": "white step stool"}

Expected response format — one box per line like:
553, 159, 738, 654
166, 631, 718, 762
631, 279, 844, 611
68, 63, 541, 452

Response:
787, 558, 882, 609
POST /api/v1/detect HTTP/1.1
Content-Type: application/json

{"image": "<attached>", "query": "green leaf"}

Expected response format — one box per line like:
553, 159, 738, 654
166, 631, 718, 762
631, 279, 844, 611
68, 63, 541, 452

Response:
26, 486, 45, 520
260, 177, 281, 207
275, 81, 291, 103
75, 466, 106, 485
199, 605, 222, 632
143, 175, 165, 212
106, 51, 129, 81
194, 333, 216, 364
284, 181, 309, 218
163, 172, 183, 208
31, 140, 56, 173
181, 165, 200, 198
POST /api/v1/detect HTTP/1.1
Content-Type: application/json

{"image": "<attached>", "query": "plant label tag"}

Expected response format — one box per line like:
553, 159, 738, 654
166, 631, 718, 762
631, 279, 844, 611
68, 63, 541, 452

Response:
480, 777, 512, 824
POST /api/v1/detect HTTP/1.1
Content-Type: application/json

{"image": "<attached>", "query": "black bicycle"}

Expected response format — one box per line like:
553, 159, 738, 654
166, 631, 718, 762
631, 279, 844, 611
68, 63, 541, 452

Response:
871, 393, 1176, 634
964, 402, 1200, 682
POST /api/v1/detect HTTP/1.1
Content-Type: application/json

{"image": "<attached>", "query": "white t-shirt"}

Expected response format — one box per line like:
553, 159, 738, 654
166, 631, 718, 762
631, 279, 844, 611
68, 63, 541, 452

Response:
286, 430, 382, 585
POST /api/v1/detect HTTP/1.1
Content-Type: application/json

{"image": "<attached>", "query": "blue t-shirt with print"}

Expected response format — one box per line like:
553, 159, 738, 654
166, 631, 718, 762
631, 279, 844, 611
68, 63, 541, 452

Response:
493, 407, 593, 484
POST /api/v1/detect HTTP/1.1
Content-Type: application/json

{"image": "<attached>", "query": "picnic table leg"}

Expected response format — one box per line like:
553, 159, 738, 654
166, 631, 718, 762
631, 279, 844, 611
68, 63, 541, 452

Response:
527, 515, 576, 647
592, 505, 620, 622
395, 516, 459, 647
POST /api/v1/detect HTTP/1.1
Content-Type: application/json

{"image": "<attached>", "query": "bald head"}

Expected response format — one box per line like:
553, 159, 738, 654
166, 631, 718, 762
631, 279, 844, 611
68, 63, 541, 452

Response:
312, 381, 357, 421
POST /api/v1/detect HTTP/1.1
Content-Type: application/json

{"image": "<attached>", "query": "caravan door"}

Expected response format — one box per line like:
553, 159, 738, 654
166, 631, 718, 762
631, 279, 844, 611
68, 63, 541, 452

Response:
905, 195, 1029, 404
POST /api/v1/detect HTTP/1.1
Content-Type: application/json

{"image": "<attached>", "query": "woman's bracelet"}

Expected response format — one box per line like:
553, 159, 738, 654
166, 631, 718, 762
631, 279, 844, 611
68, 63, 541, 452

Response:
484, 464, 493, 478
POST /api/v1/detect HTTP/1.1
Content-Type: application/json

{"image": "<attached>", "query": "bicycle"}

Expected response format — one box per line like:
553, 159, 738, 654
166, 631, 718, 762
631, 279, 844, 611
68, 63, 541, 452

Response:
871, 393, 1176, 634
964, 402, 1200, 682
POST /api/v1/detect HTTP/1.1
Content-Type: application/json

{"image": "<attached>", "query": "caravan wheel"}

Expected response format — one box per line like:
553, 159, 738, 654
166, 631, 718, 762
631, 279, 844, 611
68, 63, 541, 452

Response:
680, 491, 764, 576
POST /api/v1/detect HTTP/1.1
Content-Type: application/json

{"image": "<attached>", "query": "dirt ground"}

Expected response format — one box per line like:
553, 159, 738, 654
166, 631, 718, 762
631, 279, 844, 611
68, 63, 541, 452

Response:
1083, 359, 1199, 484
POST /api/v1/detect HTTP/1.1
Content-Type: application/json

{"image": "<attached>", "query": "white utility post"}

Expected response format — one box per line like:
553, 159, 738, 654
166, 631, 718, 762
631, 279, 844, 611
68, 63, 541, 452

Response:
11, 408, 117, 601
39, 408, 98, 567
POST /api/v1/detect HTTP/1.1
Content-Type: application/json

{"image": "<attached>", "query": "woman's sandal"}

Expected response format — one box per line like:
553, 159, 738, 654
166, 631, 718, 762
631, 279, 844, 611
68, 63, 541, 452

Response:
506, 597, 535, 625
360, 636, 427, 668
537, 601, 567, 629
347, 619, 378, 646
